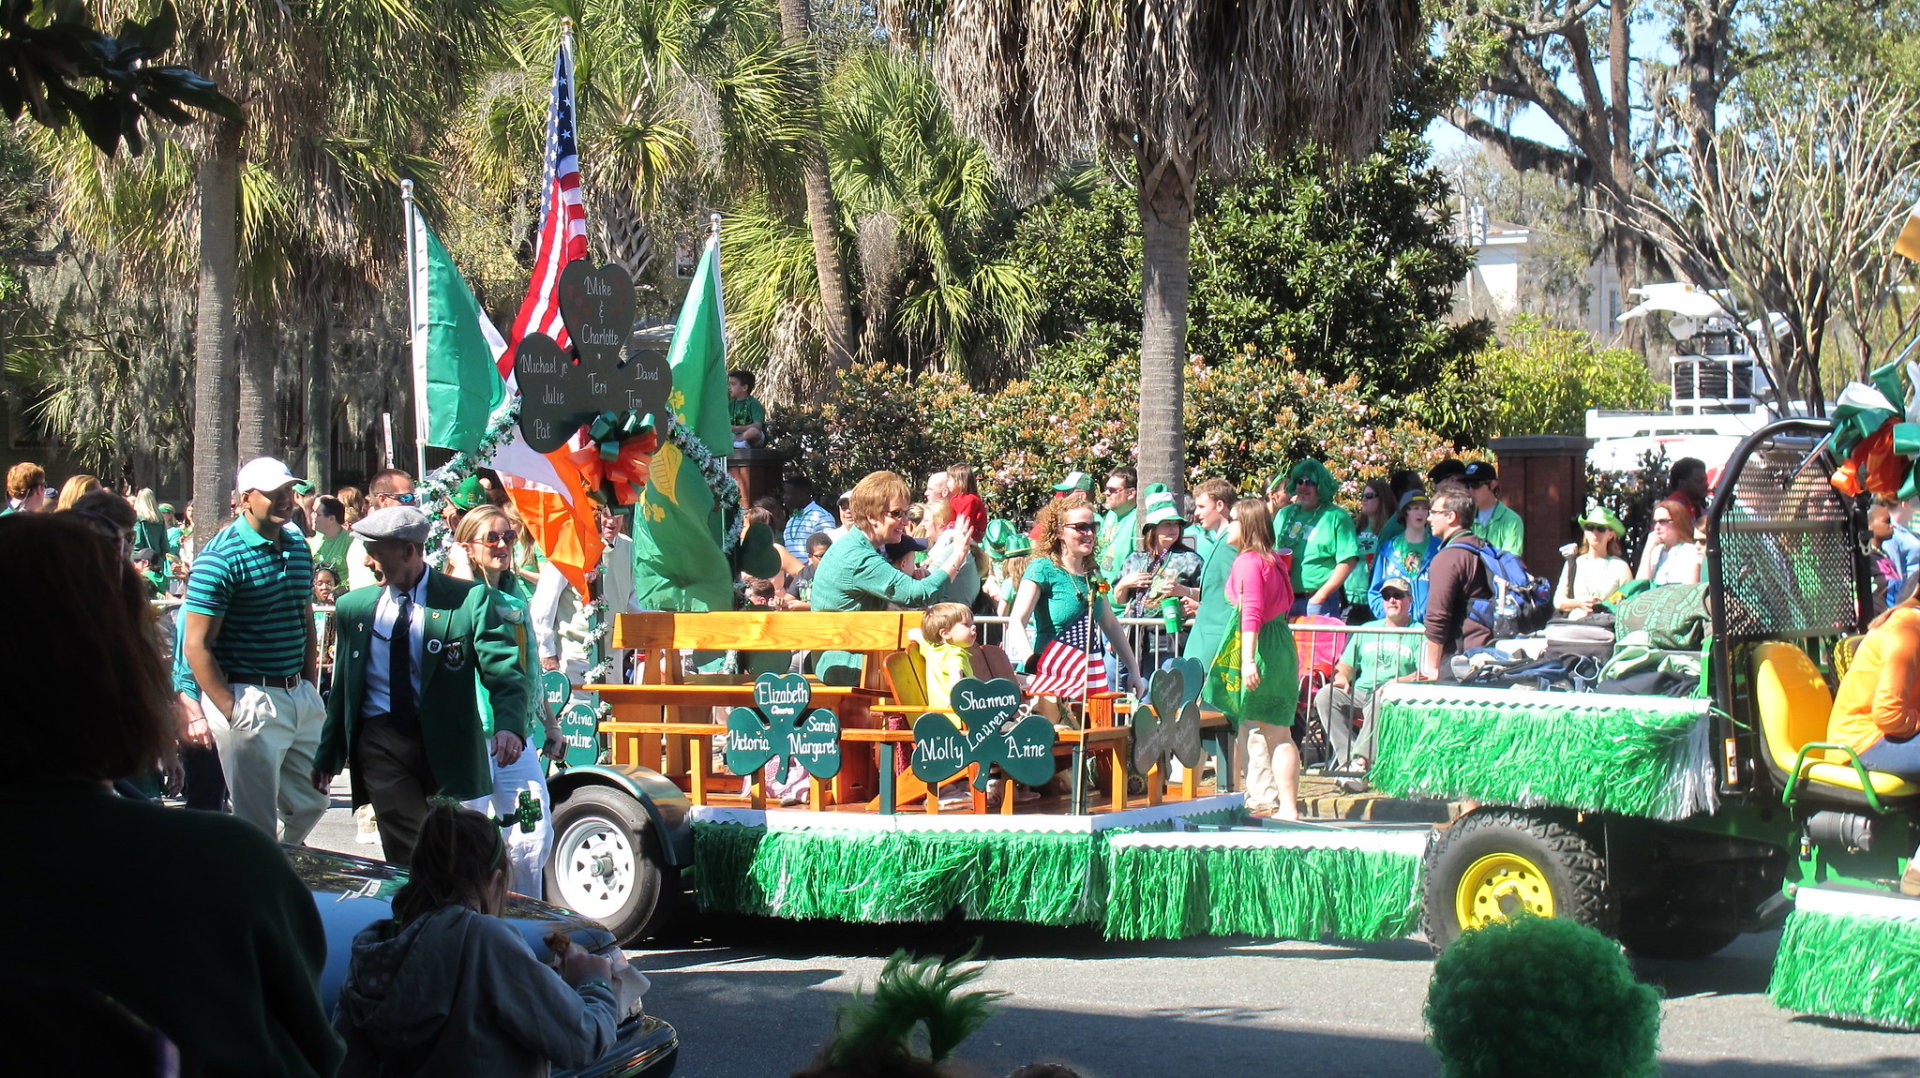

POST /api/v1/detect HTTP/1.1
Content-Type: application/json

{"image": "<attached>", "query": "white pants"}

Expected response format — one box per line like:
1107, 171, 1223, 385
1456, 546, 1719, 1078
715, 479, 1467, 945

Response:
204, 681, 329, 844
1242, 720, 1296, 814
464, 748, 553, 899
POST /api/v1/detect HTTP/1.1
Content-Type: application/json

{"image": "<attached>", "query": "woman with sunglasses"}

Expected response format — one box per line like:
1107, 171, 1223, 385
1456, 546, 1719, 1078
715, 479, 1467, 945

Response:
1557, 505, 1632, 617
1636, 498, 1701, 587
1010, 493, 1148, 710
809, 470, 970, 612
1345, 478, 1397, 621
449, 504, 564, 899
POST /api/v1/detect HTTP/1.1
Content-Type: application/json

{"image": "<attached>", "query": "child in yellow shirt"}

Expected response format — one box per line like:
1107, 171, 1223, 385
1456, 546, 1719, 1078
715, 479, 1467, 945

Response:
920, 602, 976, 708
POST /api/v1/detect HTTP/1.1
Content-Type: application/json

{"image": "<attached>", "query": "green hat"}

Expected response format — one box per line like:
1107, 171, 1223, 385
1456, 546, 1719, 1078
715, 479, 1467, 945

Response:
292, 480, 314, 496
1140, 490, 1185, 530
1578, 503, 1627, 539
450, 475, 486, 511
158, 503, 175, 515
1052, 470, 1093, 493
1002, 530, 1032, 557
1265, 469, 1289, 493
983, 518, 1018, 559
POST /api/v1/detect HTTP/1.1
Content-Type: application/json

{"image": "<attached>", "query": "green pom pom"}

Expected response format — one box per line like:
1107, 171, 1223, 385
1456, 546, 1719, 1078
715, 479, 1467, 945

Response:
1425, 915, 1660, 1078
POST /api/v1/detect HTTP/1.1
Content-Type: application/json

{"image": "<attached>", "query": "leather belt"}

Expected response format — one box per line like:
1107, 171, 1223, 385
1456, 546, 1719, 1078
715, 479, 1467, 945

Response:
229, 672, 303, 690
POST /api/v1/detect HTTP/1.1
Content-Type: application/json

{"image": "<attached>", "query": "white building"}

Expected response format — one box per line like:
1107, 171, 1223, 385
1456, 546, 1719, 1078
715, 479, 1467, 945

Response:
1450, 216, 1623, 340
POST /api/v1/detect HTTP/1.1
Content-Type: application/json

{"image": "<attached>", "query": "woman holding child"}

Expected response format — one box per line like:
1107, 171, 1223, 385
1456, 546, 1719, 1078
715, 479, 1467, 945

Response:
810, 470, 970, 612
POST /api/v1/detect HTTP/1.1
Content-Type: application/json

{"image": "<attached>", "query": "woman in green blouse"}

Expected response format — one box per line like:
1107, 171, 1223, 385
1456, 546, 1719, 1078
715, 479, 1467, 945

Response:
809, 470, 969, 612
1008, 493, 1146, 702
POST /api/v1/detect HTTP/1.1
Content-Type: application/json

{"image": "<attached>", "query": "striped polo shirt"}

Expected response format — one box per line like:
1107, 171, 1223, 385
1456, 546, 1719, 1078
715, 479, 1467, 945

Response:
184, 516, 313, 678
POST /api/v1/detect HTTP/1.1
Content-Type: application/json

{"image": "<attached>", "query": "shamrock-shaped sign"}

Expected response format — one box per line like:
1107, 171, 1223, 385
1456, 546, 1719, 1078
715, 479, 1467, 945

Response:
540, 669, 571, 712
555, 701, 600, 769
911, 677, 1057, 788
724, 672, 842, 782
1131, 657, 1205, 776
512, 260, 674, 454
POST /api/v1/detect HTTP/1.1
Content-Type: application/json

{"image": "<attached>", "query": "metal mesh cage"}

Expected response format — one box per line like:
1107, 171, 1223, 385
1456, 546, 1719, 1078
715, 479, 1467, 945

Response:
1711, 434, 1862, 640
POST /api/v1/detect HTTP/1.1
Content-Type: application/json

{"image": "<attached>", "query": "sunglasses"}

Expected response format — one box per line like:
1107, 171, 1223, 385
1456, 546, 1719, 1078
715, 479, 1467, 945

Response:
884, 508, 911, 520
1381, 590, 1409, 600
1583, 523, 1611, 532
476, 530, 520, 545
1653, 517, 1673, 525
1362, 492, 1379, 501
1104, 484, 1130, 494
1063, 521, 1097, 533
379, 492, 418, 505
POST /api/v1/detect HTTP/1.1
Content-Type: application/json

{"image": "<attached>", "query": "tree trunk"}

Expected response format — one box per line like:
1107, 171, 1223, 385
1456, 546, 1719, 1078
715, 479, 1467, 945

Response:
1136, 174, 1193, 497
236, 318, 274, 463
191, 122, 241, 528
305, 320, 330, 485
776, 0, 857, 375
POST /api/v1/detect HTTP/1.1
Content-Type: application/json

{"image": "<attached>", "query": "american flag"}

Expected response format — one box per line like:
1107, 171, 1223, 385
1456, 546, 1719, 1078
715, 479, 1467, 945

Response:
503, 37, 588, 377
1025, 613, 1109, 700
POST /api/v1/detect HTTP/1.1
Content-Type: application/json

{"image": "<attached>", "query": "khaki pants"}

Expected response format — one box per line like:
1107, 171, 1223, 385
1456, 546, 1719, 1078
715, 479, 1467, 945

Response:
356, 718, 438, 867
204, 681, 329, 844
1242, 720, 1299, 815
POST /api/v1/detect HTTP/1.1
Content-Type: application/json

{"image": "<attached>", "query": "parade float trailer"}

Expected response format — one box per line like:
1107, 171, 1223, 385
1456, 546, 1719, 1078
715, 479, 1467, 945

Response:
539, 418, 1920, 1031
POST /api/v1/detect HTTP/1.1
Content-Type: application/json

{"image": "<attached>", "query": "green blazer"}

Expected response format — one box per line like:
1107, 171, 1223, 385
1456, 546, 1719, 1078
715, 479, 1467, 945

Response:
316, 569, 531, 801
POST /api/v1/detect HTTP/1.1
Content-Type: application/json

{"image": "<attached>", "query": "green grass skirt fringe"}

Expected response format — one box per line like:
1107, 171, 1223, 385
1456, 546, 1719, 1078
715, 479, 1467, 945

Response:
1370, 688, 1716, 820
692, 822, 1105, 924
1102, 842, 1422, 942
1769, 907, 1920, 1030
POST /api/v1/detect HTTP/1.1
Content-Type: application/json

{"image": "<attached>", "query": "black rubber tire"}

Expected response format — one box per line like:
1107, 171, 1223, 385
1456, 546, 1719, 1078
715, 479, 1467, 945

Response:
1420, 808, 1615, 952
544, 786, 678, 946
1615, 903, 1741, 960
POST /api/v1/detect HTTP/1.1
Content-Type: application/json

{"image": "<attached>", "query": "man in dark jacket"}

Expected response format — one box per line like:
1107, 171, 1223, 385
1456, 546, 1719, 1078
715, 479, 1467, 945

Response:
1421, 487, 1495, 679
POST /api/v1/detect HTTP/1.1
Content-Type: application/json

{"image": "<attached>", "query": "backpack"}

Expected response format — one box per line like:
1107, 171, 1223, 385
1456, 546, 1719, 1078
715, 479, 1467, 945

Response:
1447, 536, 1554, 638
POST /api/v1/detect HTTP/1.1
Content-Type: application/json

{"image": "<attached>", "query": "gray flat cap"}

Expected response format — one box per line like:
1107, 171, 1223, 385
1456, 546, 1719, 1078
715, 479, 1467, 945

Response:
352, 505, 431, 545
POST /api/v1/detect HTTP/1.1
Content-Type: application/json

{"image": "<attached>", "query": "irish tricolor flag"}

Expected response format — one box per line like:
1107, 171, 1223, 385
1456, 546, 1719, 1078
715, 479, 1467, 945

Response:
407, 202, 507, 456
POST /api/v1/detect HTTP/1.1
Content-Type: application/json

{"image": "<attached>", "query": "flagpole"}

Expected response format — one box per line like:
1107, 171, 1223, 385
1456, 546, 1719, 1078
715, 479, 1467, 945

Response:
402, 178, 428, 480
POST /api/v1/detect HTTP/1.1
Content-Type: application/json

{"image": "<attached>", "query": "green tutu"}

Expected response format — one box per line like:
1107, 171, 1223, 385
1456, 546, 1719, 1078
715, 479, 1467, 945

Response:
1203, 609, 1300, 731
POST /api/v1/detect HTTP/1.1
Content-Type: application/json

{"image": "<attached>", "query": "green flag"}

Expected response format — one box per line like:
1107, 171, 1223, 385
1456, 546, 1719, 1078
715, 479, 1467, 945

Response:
632, 231, 734, 611
409, 203, 506, 455
666, 235, 732, 457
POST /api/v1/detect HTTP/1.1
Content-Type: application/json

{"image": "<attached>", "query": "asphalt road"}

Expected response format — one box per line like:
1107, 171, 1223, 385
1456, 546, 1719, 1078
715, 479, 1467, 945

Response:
306, 784, 1920, 1077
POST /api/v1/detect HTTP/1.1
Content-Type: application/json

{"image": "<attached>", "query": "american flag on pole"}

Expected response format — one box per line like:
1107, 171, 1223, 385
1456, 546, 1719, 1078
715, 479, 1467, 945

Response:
1025, 613, 1109, 700
504, 39, 589, 374
487, 32, 601, 598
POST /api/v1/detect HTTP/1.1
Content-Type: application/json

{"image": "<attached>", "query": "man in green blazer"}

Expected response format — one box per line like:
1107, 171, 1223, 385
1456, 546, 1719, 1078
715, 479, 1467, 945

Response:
312, 506, 530, 866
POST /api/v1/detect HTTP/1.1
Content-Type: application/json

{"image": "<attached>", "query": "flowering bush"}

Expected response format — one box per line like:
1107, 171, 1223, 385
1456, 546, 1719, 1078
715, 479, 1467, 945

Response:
773, 353, 1460, 521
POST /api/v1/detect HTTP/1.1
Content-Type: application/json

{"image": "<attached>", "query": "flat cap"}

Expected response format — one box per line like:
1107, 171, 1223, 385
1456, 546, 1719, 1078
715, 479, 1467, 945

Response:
351, 505, 431, 545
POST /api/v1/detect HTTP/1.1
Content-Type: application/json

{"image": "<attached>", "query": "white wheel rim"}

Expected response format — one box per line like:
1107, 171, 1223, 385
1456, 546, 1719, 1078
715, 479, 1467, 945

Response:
553, 816, 636, 922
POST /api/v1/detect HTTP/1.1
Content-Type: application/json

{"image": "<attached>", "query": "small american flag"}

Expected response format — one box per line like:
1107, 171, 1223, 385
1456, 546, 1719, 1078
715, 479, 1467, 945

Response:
503, 37, 588, 377
1025, 613, 1109, 700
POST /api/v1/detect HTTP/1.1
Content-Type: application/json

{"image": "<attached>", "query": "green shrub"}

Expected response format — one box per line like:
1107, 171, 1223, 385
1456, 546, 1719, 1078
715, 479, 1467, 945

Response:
772, 354, 1458, 521
1438, 316, 1667, 443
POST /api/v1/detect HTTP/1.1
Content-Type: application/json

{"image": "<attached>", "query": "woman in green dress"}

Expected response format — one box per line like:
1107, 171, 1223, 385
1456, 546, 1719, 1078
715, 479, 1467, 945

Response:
1217, 498, 1302, 818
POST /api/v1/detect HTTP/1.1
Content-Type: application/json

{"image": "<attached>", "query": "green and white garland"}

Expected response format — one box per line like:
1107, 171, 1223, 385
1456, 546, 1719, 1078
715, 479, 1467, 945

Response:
419, 392, 523, 563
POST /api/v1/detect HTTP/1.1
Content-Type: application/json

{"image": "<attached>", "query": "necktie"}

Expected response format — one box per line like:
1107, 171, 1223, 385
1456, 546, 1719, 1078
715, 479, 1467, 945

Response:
391, 590, 415, 719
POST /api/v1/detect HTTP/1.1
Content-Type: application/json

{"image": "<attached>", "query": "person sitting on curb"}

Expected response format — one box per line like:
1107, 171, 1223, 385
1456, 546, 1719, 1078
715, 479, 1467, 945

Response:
1313, 574, 1423, 792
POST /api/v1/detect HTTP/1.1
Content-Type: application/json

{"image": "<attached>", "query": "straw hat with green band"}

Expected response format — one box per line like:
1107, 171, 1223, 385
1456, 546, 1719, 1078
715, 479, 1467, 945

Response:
1052, 470, 1093, 493
1577, 503, 1626, 539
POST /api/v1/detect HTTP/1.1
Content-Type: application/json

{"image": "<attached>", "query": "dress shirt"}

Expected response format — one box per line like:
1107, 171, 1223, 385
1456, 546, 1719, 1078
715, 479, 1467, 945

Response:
365, 572, 428, 716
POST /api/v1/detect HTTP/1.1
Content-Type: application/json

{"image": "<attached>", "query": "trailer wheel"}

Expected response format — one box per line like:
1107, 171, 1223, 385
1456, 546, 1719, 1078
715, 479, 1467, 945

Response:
546, 786, 678, 946
1421, 808, 1614, 951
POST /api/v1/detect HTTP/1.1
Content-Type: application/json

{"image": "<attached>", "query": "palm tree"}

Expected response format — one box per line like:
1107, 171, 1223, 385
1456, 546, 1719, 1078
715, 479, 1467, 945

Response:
774, 0, 856, 370
887, 0, 1427, 492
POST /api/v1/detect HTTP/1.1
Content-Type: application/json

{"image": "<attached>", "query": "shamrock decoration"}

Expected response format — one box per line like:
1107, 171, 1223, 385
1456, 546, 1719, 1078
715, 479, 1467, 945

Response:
1131, 657, 1205, 776
724, 672, 842, 782
911, 677, 1057, 788
512, 260, 674, 454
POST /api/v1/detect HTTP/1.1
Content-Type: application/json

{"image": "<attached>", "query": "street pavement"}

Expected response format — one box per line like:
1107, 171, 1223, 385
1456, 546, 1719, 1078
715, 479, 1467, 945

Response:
304, 783, 1920, 1077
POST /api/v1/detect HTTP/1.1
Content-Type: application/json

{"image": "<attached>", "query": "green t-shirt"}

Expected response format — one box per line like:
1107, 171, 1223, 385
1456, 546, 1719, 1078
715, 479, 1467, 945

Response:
729, 395, 767, 429
308, 530, 353, 576
1022, 557, 1098, 652
1341, 618, 1423, 695
1274, 503, 1359, 596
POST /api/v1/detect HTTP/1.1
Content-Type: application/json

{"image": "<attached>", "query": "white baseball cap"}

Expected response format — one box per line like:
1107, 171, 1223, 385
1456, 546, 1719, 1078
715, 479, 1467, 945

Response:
235, 457, 303, 494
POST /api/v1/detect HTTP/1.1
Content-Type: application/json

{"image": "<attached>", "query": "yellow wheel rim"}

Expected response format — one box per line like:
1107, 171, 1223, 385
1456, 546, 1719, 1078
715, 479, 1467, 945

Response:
1455, 852, 1555, 930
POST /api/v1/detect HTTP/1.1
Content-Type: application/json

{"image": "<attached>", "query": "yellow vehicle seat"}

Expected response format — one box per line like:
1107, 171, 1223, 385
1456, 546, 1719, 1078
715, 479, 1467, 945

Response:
1751, 641, 1920, 807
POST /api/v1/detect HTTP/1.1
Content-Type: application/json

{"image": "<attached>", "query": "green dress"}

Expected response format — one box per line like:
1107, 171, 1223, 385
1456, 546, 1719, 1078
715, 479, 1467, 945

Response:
1205, 553, 1301, 731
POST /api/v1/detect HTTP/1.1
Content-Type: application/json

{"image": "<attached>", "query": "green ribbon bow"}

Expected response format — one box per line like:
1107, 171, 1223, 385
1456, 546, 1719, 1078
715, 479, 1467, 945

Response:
588, 409, 653, 462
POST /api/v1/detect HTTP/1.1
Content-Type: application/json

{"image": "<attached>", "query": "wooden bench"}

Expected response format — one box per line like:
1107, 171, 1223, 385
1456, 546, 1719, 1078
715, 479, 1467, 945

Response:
597, 611, 913, 808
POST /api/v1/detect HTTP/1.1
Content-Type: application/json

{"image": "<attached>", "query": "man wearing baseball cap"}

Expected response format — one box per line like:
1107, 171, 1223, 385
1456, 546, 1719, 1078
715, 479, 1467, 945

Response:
1312, 573, 1423, 790
1462, 460, 1525, 557
181, 456, 330, 842
313, 504, 531, 866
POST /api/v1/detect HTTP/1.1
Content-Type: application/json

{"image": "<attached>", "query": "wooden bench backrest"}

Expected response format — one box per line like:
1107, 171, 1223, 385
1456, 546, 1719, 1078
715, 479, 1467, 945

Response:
612, 611, 915, 654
